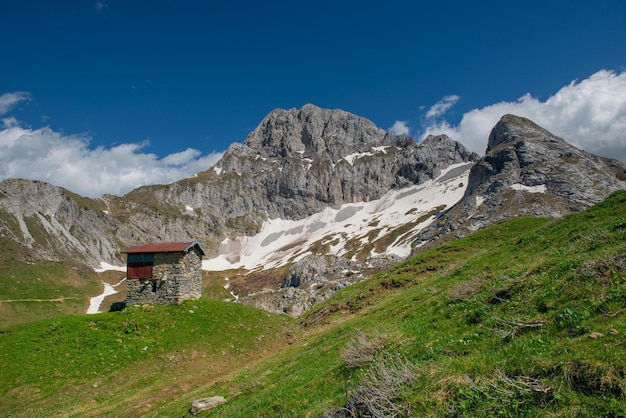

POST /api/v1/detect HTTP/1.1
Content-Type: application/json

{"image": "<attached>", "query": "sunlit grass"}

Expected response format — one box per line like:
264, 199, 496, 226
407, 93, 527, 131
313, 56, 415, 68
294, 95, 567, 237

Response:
2, 191, 626, 417
0, 261, 101, 329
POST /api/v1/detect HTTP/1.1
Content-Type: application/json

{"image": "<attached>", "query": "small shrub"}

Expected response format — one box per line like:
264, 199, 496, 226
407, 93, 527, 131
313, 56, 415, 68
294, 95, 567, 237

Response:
354, 354, 418, 417
340, 330, 384, 369
553, 307, 589, 336
579, 253, 626, 281
455, 370, 552, 415
493, 316, 548, 339
330, 354, 419, 417
559, 359, 626, 397
447, 277, 486, 302
466, 307, 485, 325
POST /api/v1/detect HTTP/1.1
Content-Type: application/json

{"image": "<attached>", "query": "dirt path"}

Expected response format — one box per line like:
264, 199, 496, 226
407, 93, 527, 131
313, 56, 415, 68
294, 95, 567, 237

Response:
0, 297, 80, 302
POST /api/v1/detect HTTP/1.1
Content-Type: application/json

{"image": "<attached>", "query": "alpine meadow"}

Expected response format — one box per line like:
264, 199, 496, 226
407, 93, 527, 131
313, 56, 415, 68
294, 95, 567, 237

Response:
1, 105, 626, 417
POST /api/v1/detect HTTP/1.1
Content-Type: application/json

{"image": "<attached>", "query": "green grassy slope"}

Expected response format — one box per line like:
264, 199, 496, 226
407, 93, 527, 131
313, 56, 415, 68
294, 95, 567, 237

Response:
209, 190, 626, 417
0, 299, 296, 417
0, 205, 103, 329
1, 191, 625, 417
0, 261, 101, 329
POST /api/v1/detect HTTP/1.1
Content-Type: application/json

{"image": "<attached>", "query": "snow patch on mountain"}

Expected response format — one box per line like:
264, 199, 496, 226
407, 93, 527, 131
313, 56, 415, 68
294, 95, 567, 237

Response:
94, 261, 126, 273
203, 162, 472, 272
86, 276, 127, 314
87, 283, 118, 314
511, 183, 547, 193
343, 146, 391, 166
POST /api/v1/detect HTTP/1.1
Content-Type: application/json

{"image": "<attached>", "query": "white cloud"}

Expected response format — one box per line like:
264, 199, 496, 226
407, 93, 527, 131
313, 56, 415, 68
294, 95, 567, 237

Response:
95, 2, 108, 14
0, 116, 223, 198
389, 120, 410, 136
0, 92, 31, 115
421, 70, 626, 162
425, 95, 460, 119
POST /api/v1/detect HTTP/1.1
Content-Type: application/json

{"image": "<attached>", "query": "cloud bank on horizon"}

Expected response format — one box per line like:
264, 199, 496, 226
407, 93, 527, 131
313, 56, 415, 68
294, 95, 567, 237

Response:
1, 69, 625, 198
0, 92, 223, 198
416, 69, 626, 161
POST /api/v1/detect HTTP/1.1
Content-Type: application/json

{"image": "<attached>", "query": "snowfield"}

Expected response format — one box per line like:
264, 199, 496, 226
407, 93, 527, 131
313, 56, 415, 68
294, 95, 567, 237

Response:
90, 163, 473, 312
203, 162, 473, 272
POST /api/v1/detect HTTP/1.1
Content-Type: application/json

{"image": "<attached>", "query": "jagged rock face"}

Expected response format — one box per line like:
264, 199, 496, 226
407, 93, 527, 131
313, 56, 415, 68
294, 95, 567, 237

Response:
0, 104, 478, 269
0, 179, 120, 267
415, 114, 626, 247
240, 255, 360, 316
199, 104, 478, 222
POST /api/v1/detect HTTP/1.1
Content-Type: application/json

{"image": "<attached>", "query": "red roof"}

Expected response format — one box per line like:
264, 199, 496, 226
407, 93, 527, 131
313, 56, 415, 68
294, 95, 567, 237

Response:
122, 241, 205, 256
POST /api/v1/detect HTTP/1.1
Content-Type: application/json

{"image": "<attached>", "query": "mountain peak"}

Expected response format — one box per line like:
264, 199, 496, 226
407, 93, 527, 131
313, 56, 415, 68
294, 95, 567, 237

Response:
242, 104, 394, 159
487, 114, 558, 152
208, 105, 476, 224
414, 115, 626, 250
419, 134, 480, 167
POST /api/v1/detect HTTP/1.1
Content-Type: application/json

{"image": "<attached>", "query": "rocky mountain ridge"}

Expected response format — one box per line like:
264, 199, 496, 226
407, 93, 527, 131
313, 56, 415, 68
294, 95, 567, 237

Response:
151, 104, 477, 224
0, 104, 477, 269
414, 114, 626, 248
1, 106, 625, 315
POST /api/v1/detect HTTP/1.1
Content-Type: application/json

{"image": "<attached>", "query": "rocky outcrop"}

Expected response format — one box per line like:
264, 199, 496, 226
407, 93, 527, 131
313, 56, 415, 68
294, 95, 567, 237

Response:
414, 114, 626, 248
239, 254, 402, 317
189, 396, 226, 415
0, 104, 478, 270
241, 255, 359, 316
0, 179, 121, 268
154, 104, 478, 225
2, 107, 623, 316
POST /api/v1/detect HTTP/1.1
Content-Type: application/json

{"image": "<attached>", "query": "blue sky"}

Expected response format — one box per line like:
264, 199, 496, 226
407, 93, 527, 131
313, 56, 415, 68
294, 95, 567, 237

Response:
1, 1, 626, 197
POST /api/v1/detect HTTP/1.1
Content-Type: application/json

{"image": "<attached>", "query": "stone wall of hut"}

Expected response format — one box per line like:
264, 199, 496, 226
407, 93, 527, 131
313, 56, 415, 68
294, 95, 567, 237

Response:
125, 248, 202, 305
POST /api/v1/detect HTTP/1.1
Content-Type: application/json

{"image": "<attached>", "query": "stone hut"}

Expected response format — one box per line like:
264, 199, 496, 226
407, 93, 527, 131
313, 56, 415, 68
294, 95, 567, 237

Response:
122, 241, 205, 305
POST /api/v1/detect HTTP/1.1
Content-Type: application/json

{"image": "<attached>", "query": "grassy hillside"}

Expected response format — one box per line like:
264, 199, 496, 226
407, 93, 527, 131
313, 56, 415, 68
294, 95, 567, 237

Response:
206, 190, 626, 417
0, 261, 101, 329
1, 191, 625, 417
0, 299, 297, 417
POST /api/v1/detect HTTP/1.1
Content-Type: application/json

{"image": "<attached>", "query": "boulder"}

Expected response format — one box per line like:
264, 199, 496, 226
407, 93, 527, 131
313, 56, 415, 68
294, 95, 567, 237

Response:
190, 396, 226, 415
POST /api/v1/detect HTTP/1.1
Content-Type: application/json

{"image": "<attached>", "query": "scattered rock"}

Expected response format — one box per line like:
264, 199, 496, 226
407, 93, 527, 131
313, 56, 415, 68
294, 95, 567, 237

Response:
241, 255, 370, 316
190, 396, 226, 415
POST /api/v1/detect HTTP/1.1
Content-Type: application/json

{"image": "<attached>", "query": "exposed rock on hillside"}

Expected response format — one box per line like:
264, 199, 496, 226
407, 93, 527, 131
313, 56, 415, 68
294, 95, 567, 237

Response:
2, 107, 622, 317
156, 104, 477, 226
239, 254, 401, 316
0, 104, 478, 271
0, 179, 120, 268
240, 255, 361, 316
414, 114, 626, 248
